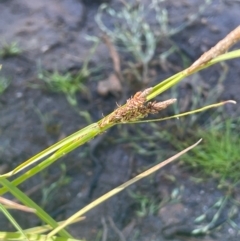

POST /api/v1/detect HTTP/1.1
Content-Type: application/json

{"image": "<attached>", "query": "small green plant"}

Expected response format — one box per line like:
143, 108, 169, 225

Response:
96, 0, 211, 81
129, 191, 160, 217
0, 76, 11, 94
96, 0, 168, 81
38, 70, 89, 107
37, 40, 99, 107
173, 118, 240, 181
191, 196, 229, 235
96, 0, 156, 79
0, 42, 22, 58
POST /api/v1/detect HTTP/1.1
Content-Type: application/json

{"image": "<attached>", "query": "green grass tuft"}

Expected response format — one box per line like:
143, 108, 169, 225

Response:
0, 76, 11, 94
174, 119, 240, 181
38, 70, 89, 107
0, 42, 22, 58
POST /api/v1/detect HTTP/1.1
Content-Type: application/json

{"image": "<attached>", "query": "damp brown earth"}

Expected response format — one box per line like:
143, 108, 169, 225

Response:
0, 0, 240, 240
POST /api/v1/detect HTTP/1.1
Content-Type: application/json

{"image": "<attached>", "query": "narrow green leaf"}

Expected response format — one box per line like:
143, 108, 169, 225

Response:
47, 139, 201, 238
147, 72, 184, 100
0, 179, 73, 238
0, 232, 83, 241
0, 203, 28, 240
147, 49, 240, 101
20, 217, 84, 235
128, 100, 236, 124
0, 123, 100, 178
0, 124, 104, 196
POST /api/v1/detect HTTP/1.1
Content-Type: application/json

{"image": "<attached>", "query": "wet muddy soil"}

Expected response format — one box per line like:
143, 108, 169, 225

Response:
0, 0, 240, 240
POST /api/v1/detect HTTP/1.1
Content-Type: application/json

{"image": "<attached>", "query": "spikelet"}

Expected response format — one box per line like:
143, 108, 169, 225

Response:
99, 88, 176, 128
185, 26, 240, 74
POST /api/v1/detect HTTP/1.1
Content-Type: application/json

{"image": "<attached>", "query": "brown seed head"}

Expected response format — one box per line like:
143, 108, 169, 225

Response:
98, 88, 175, 128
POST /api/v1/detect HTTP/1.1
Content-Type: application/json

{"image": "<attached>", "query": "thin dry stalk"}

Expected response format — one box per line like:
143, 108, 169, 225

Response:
101, 217, 108, 241
102, 35, 122, 79
108, 216, 126, 241
46, 140, 202, 238
186, 25, 240, 74
0, 196, 35, 213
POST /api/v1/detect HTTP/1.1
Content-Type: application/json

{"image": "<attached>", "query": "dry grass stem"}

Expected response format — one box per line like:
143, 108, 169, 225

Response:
0, 197, 35, 213
186, 25, 240, 74
46, 140, 202, 238
102, 34, 123, 82
99, 87, 176, 128
108, 216, 126, 241
101, 217, 108, 241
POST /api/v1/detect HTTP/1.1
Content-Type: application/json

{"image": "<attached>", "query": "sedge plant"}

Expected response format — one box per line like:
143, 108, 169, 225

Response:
0, 26, 239, 241
38, 70, 88, 107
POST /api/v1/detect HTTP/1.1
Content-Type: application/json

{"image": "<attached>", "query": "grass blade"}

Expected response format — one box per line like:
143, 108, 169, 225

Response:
147, 49, 240, 101
47, 139, 202, 238
0, 179, 73, 238
0, 203, 28, 240
21, 217, 85, 235
0, 123, 100, 178
0, 232, 83, 241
